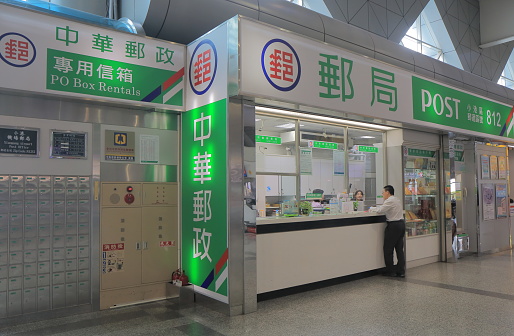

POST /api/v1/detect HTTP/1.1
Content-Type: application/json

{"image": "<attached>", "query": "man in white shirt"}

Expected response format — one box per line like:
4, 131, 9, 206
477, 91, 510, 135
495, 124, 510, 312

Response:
373, 185, 405, 277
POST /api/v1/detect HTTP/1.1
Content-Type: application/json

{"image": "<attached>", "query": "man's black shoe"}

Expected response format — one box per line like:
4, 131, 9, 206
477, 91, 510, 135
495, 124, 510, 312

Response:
396, 273, 405, 278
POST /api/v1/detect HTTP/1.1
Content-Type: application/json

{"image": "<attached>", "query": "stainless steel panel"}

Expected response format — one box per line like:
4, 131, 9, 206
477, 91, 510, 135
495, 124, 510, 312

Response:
0, 176, 9, 188
9, 225, 22, 238
10, 189, 24, 201
38, 224, 51, 237
0, 252, 6, 265
10, 176, 24, 188
52, 261, 65, 273
0, 265, 6, 278
78, 223, 89, 234
8, 277, 22, 290
78, 200, 89, 212
38, 176, 51, 189
52, 284, 66, 308
9, 264, 22, 279
0, 214, 7, 225
66, 177, 78, 189
37, 286, 50, 311
78, 247, 89, 258
66, 283, 77, 306
23, 288, 37, 313
66, 200, 78, 211
53, 177, 66, 189
9, 252, 22, 264
37, 274, 50, 287
52, 272, 65, 285
66, 224, 78, 235
65, 235, 77, 247
78, 258, 89, 270
66, 271, 77, 283
24, 263, 36, 276
25, 189, 38, 199
0, 279, 6, 292
100, 163, 177, 182
54, 189, 66, 200
66, 212, 78, 224
78, 235, 89, 246
10, 214, 23, 226
24, 238, 37, 249
52, 236, 65, 248
54, 212, 65, 225
78, 212, 90, 223
37, 262, 50, 274
78, 281, 90, 304
0, 291, 6, 317
78, 269, 89, 282
0, 240, 7, 252
39, 201, 52, 213
66, 189, 78, 199
54, 200, 66, 212
9, 239, 22, 252
8, 290, 22, 316
66, 248, 77, 259
0, 189, 8, 201
10, 201, 23, 213
0, 201, 9, 213
52, 249, 65, 260
25, 176, 38, 189
25, 213, 38, 225
38, 189, 52, 200
23, 275, 37, 288
78, 189, 90, 200
24, 224, 37, 237
39, 212, 52, 225
78, 177, 90, 189
23, 250, 37, 263
66, 259, 77, 271
38, 238, 50, 249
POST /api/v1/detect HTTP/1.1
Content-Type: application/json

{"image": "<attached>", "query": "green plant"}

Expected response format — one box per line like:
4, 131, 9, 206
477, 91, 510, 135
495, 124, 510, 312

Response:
299, 201, 313, 214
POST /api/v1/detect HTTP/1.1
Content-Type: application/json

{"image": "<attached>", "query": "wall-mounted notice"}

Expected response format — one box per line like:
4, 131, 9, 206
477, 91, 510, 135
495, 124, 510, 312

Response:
104, 130, 135, 162
300, 148, 312, 175
481, 183, 495, 220
498, 156, 507, 179
480, 155, 490, 179
496, 183, 508, 218
0, 127, 39, 157
490, 155, 498, 179
140, 134, 159, 164
50, 131, 87, 159
333, 149, 345, 175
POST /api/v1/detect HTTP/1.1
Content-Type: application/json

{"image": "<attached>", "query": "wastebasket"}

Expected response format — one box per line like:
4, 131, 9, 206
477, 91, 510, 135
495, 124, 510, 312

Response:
457, 234, 469, 252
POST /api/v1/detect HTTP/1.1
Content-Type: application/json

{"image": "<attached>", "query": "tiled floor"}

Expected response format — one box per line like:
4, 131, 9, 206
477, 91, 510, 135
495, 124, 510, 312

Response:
1, 250, 514, 335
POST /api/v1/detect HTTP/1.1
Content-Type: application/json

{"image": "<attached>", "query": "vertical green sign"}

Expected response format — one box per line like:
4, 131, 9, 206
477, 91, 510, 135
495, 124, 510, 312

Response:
182, 99, 228, 297
412, 76, 514, 139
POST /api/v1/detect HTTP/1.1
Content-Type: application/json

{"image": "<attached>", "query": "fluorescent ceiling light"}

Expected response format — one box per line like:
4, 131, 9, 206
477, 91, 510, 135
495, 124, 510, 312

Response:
256, 107, 395, 130
255, 118, 261, 122
275, 123, 296, 128
360, 136, 375, 139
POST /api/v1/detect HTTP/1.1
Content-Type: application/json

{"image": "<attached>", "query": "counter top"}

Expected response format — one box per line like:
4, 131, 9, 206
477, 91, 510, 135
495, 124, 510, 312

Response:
257, 211, 382, 225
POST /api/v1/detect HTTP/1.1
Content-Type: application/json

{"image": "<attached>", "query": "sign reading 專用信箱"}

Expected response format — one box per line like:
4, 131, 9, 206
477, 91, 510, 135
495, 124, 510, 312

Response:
0, 4, 184, 110
104, 130, 135, 162
408, 148, 436, 158
357, 146, 378, 153
256, 135, 281, 144
412, 76, 514, 139
51, 130, 87, 159
0, 127, 39, 157
308, 140, 338, 150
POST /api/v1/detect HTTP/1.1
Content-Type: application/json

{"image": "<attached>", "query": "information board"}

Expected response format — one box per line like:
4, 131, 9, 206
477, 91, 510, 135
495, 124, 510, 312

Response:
51, 131, 87, 159
0, 127, 39, 156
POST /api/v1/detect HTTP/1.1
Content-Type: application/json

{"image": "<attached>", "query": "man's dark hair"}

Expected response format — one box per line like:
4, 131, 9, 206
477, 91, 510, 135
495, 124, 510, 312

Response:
384, 185, 394, 195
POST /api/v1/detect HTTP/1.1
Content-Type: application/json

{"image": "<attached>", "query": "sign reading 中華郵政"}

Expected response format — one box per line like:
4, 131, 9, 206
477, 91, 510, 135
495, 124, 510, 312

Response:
0, 3, 184, 110
412, 76, 514, 139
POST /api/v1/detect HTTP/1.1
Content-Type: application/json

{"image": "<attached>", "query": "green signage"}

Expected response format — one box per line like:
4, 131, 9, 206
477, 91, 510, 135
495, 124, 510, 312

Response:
311, 141, 338, 150
408, 148, 435, 158
182, 99, 228, 296
256, 135, 281, 144
412, 76, 514, 139
358, 146, 378, 153
305, 193, 323, 199
47, 49, 183, 106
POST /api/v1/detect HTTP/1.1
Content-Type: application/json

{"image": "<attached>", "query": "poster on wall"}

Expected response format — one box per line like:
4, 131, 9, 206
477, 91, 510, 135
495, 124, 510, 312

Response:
481, 183, 495, 220
333, 149, 345, 175
0, 126, 39, 157
104, 130, 135, 162
498, 156, 507, 179
300, 148, 313, 175
495, 184, 508, 218
490, 155, 498, 179
480, 155, 490, 179
140, 134, 159, 164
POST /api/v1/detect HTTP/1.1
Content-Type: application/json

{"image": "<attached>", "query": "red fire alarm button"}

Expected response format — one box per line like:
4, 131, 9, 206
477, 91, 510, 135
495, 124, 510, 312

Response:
124, 193, 135, 204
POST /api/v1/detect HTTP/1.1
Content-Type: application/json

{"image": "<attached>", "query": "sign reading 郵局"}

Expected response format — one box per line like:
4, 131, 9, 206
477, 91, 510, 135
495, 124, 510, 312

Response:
256, 135, 281, 144
0, 127, 39, 157
0, 3, 184, 110
412, 76, 514, 139
183, 22, 229, 302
